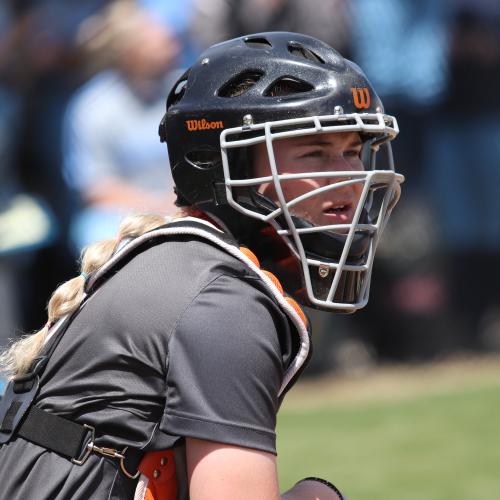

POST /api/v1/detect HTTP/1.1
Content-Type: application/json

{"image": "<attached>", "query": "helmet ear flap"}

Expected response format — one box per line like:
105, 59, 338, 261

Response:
215, 145, 252, 209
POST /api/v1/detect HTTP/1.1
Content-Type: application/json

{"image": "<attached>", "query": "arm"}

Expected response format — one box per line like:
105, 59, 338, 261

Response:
186, 438, 342, 500
168, 276, 343, 499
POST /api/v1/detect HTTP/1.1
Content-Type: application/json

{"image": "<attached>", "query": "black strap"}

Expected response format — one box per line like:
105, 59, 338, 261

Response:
13, 405, 143, 476
17, 406, 91, 460
0, 401, 22, 433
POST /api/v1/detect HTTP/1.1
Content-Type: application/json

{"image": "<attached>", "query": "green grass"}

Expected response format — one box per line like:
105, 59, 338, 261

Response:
277, 381, 500, 499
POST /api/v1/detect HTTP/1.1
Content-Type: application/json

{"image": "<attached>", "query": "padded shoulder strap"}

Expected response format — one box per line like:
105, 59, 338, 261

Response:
85, 217, 233, 294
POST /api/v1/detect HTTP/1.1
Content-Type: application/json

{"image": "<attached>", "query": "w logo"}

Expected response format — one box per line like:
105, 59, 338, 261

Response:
351, 87, 371, 109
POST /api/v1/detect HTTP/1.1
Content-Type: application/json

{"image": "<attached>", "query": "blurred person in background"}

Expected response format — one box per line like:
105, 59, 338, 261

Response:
423, 0, 500, 352
3, 0, 110, 335
345, 0, 458, 364
1, 0, 195, 340
0, 84, 55, 351
63, 0, 186, 252
191, 0, 351, 59
0, 3, 59, 363
349, 0, 500, 362
0, 77, 24, 359
0, 5, 23, 353
138, 0, 199, 68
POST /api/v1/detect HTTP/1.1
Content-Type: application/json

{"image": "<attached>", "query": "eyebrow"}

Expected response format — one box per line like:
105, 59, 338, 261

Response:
293, 137, 362, 148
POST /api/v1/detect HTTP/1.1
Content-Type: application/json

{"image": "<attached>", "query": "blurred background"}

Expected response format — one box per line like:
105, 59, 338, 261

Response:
1, 0, 499, 496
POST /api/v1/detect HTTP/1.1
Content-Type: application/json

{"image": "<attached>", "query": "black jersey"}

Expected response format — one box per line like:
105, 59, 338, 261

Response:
0, 232, 304, 499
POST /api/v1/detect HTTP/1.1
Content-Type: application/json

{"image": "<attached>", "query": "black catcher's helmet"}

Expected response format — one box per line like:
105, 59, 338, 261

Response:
160, 32, 403, 312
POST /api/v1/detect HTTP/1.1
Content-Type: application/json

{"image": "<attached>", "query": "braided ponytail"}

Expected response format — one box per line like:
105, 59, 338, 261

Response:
0, 213, 169, 378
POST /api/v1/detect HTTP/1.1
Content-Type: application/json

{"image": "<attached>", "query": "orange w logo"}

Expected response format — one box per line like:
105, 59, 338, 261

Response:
351, 87, 371, 109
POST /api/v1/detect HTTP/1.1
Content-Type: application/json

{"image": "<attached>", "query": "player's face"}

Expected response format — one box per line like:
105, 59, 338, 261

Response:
252, 131, 364, 227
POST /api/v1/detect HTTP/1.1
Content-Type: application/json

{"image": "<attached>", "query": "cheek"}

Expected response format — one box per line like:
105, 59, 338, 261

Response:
353, 182, 364, 200
252, 144, 272, 178
281, 178, 322, 201
260, 178, 321, 204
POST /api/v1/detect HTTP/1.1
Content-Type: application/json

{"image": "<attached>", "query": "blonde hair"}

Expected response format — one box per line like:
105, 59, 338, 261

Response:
0, 212, 172, 379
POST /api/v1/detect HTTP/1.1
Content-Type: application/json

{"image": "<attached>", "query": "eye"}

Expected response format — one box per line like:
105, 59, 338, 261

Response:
343, 148, 362, 158
298, 149, 326, 159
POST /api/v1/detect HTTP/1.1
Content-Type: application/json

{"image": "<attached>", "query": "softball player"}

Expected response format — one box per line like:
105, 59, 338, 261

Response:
0, 32, 403, 499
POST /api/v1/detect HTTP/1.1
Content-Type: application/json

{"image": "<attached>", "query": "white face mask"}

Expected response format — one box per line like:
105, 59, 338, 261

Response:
220, 112, 404, 312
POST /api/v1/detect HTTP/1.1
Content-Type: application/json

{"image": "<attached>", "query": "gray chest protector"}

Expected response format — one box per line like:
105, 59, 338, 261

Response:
0, 217, 310, 467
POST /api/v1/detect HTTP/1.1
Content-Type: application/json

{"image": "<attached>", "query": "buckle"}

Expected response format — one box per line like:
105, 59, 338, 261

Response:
92, 444, 140, 479
119, 447, 141, 479
71, 424, 95, 466
71, 425, 139, 479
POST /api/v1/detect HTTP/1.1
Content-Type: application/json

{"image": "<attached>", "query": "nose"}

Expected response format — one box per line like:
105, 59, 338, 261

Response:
319, 157, 363, 187
329, 155, 363, 171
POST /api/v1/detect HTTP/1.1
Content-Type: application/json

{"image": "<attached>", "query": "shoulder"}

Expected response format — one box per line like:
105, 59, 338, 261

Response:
175, 270, 286, 347
162, 236, 295, 378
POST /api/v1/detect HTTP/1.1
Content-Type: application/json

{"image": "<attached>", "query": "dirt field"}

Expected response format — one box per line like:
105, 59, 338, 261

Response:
283, 353, 500, 409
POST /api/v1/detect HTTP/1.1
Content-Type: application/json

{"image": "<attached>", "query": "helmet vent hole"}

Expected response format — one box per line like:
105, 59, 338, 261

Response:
244, 37, 272, 49
167, 70, 189, 108
288, 43, 325, 64
218, 70, 264, 98
265, 77, 314, 97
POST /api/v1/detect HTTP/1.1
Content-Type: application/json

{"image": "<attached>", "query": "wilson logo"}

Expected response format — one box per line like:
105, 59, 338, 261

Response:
351, 87, 371, 109
186, 119, 224, 131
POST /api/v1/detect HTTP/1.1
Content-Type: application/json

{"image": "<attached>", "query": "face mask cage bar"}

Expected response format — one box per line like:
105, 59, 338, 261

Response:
220, 113, 404, 311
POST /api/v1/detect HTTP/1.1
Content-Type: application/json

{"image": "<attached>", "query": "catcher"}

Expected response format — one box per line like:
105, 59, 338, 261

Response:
0, 32, 403, 499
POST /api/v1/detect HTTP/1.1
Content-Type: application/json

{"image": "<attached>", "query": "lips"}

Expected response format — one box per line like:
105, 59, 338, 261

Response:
324, 204, 350, 213
322, 201, 355, 223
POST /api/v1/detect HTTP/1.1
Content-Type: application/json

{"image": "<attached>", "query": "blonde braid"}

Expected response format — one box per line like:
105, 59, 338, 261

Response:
0, 213, 170, 379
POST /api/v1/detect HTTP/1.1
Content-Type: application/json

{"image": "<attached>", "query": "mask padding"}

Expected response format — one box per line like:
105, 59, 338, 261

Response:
218, 71, 264, 97
264, 77, 314, 97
